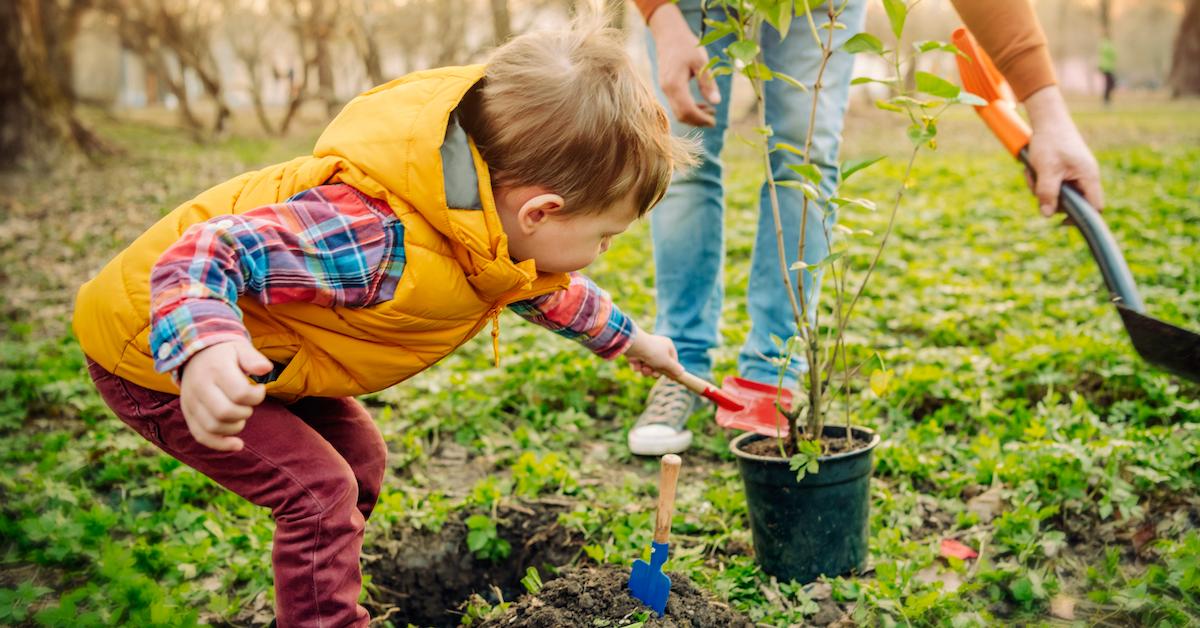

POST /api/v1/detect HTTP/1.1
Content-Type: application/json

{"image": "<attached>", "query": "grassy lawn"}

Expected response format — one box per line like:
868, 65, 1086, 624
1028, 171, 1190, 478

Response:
0, 98, 1197, 626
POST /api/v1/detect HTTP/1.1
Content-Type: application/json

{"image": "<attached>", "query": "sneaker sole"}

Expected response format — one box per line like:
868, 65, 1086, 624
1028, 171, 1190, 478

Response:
627, 424, 694, 456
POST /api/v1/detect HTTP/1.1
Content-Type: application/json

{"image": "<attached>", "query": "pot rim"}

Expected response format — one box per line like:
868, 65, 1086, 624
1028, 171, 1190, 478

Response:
729, 426, 881, 465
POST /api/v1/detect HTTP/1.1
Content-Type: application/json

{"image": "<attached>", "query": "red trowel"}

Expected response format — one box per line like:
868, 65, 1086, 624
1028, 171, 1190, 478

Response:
954, 28, 1200, 383
665, 371, 745, 412
669, 371, 795, 441
628, 453, 682, 616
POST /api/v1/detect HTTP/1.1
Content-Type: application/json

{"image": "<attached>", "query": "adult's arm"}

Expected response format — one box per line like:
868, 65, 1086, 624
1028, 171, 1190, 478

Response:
951, 0, 1104, 213
640, 1, 721, 127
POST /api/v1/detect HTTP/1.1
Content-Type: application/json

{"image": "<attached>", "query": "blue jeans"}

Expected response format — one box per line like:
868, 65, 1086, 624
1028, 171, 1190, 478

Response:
647, 0, 866, 387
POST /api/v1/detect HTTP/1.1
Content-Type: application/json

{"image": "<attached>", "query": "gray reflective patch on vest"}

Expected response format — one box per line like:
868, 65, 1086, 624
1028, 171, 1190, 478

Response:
441, 114, 482, 211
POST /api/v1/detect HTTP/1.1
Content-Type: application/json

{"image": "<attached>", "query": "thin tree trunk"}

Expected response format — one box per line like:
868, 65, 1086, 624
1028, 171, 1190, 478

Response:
0, 0, 107, 168
491, 0, 511, 45
315, 37, 338, 118
1170, 0, 1200, 97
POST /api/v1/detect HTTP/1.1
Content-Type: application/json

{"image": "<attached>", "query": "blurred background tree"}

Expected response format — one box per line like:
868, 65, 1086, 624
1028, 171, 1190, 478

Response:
1, 0, 1194, 170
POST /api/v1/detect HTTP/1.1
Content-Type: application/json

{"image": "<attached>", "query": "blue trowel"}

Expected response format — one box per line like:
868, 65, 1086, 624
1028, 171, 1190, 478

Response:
628, 453, 682, 616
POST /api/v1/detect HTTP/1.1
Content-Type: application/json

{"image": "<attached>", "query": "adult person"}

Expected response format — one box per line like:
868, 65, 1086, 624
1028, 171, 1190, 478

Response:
1099, 33, 1118, 105
628, 0, 1105, 456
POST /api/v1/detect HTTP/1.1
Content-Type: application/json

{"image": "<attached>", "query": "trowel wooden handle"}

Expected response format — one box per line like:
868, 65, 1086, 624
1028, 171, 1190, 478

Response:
671, 371, 712, 397
653, 454, 682, 544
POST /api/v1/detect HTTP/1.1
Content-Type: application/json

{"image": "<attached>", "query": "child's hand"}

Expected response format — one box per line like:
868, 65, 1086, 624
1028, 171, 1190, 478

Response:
179, 339, 272, 452
624, 331, 684, 378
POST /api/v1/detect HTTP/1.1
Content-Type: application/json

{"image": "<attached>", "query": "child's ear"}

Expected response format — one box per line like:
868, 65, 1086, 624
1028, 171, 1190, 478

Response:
516, 193, 565, 234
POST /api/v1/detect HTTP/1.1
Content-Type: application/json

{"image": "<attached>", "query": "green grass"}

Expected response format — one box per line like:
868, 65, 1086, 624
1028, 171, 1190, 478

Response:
0, 99, 1197, 626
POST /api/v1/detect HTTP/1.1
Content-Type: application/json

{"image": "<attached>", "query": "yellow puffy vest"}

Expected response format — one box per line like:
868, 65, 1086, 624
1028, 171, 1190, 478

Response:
73, 65, 569, 401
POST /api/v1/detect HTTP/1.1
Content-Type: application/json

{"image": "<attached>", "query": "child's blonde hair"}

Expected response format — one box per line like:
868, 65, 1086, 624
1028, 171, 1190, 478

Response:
463, 16, 696, 216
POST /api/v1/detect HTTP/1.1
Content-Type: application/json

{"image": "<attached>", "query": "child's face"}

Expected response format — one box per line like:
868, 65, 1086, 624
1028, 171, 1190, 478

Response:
496, 186, 639, 274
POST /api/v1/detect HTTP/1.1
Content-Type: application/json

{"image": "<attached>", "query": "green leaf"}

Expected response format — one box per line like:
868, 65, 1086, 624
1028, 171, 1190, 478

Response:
744, 62, 774, 81
700, 18, 737, 46
520, 566, 543, 594
915, 71, 961, 98
727, 40, 760, 67
843, 32, 883, 55
758, 0, 793, 39
875, 98, 904, 113
955, 91, 988, 107
869, 369, 893, 397
774, 142, 805, 155
1010, 577, 1034, 603
811, 251, 843, 269
787, 162, 823, 185
795, 0, 824, 14
907, 122, 936, 146
830, 197, 878, 211
800, 181, 821, 201
882, 0, 907, 39
840, 155, 884, 181
773, 71, 809, 91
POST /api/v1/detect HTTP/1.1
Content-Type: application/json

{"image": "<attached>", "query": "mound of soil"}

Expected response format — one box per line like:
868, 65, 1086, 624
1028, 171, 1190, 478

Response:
366, 499, 582, 627
478, 563, 753, 628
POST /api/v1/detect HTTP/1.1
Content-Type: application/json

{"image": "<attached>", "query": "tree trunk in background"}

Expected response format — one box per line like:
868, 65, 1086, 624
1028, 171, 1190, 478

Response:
43, 0, 93, 103
491, 0, 511, 45
1169, 0, 1200, 96
435, 0, 467, 65
0, 0, 106, 168
316, 35, 338, 118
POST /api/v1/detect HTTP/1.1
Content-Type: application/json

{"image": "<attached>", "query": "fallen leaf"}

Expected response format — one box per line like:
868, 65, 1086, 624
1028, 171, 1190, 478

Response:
805, 581, 832, 601
966, 485, 1005, 523
916, 565, 964, 593
1049, 594, 1076, 620
940, 538, 978, 560
1132, 523, 1156, 553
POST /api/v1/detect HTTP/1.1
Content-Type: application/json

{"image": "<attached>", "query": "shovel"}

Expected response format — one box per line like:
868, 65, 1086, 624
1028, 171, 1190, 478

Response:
953, 28, 1200, 383
628, 453, 682, 616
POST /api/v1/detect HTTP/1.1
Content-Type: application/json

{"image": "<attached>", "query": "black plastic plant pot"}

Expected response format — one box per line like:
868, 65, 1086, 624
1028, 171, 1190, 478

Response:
730, 426, 881, 583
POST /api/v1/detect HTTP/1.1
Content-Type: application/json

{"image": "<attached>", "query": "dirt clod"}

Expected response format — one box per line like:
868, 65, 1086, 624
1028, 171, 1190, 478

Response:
478, 563, 753, 627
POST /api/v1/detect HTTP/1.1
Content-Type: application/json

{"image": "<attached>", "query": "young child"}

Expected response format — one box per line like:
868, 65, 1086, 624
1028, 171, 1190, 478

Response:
73, 21, 693, 627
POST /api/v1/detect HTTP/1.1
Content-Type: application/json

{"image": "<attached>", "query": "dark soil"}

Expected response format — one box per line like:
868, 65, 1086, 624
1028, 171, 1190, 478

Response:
478, 563, 753, 628
741, 432, 871, 458
365, 499, 582, 627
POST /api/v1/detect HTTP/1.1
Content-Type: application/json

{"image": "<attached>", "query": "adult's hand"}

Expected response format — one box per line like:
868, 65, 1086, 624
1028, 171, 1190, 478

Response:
1023, 86, 1104, 217
647, 3, 721, 127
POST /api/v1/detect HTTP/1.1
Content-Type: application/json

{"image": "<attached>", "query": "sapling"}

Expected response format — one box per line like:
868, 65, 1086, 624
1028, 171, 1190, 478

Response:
703, 0, 985, 474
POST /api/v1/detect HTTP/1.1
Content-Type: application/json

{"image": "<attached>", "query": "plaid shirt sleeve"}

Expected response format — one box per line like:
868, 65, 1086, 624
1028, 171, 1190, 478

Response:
508, 272, 636, 360
149, 184, 405, 376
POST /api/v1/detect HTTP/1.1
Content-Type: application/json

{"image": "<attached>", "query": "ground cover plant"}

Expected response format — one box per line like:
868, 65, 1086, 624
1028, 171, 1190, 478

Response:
1, 95, 1198, 625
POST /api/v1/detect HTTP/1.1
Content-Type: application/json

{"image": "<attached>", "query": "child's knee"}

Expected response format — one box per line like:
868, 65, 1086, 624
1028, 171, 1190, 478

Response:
279, 465, 361, 523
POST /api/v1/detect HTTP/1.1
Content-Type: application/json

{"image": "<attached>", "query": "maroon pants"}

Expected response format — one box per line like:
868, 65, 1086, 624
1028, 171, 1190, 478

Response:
87, 359, 387, 627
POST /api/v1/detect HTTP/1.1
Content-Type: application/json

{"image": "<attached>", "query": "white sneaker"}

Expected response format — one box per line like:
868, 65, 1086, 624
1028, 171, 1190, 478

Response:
627, 379, 700, 456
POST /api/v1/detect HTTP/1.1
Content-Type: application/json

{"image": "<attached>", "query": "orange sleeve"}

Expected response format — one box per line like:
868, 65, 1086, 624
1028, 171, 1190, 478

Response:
634, 0, 671, 23
949, 0, 1057, 101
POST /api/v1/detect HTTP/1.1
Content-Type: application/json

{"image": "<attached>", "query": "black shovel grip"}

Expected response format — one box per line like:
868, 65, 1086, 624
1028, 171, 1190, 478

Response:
1018, 148, 1145, 313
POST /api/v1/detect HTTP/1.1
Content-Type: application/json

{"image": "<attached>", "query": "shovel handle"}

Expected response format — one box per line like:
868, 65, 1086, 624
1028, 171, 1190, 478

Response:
653, 454, 682, 544
953, 28, 1145, 313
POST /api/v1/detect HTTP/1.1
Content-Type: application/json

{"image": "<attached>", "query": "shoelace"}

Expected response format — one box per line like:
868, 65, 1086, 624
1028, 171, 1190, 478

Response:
641, 381, 695, 426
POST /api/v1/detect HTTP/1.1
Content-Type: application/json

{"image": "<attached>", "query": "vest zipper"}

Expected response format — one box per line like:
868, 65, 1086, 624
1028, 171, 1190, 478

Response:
489, 308, 502, 367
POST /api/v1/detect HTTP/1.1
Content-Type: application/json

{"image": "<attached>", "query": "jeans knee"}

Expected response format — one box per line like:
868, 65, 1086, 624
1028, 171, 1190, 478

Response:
278, 466, 361, 525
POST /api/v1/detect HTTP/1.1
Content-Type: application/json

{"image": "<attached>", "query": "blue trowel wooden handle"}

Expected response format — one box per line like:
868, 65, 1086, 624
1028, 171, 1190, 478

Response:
653, 454, 682, 543
629, 454, 683, 616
